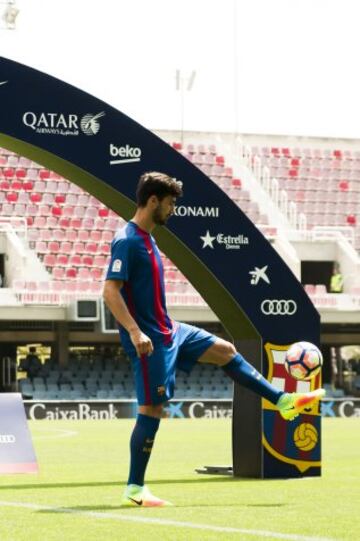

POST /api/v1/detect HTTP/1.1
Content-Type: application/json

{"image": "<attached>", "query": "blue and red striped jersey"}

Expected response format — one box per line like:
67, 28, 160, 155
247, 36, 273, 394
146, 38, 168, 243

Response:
105, 221, 174, 352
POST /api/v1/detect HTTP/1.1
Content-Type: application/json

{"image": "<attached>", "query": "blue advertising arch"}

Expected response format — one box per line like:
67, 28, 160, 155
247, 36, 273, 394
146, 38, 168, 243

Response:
0, 57, 321, 477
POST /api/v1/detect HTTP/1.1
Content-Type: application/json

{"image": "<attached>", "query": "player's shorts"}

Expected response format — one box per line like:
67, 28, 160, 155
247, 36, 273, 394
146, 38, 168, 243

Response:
127, 322, 217, 406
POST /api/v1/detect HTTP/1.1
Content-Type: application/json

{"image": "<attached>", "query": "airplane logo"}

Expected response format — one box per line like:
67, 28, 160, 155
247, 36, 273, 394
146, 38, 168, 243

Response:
249, 265, 270, 285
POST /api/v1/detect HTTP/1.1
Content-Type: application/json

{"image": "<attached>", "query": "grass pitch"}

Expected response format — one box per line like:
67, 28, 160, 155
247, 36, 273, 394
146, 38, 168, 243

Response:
0, 418, 358, 541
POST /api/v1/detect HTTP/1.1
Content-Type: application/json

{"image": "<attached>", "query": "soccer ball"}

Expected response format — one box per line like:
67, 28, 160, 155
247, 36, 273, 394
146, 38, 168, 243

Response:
285, 341, 323, 381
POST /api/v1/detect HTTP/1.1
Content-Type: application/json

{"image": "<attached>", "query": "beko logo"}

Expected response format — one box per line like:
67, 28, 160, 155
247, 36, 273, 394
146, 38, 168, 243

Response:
174, 206, 219, 218
0, 434, 16, 443
260, 299, 297, 316
110, 143, 142, 165
22, 111, 105, 136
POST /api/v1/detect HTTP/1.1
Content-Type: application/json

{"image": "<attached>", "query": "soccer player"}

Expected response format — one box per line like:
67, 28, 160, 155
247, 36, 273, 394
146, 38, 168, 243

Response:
103, 171, 325, 507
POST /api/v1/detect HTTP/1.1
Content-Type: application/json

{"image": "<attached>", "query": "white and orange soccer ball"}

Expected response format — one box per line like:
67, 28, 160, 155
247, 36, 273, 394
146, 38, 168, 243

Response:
285, 341, 323, 381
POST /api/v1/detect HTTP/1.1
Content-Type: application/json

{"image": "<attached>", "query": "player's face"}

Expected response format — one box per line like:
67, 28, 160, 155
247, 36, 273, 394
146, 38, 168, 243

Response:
153, 195, 176, 225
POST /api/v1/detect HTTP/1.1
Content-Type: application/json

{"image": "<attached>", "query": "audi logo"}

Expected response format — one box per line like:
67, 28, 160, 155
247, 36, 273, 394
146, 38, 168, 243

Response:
260, 299, 297, 316
0, 434, 16, 444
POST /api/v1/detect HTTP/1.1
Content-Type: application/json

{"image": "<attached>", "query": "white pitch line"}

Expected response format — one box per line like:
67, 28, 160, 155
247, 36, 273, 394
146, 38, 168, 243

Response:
30, 427, 78, 440
0, 500, 337, 541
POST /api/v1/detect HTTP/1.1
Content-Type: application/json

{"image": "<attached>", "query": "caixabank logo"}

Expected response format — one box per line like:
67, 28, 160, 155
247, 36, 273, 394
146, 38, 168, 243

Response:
262, 343, 322, 473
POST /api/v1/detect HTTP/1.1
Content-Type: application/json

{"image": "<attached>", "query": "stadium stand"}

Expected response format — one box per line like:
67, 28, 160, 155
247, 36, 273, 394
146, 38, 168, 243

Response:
18, 356, 233, 400
247, 145, 360, 251
1, 143, 265, 306
1, 137, 360, 401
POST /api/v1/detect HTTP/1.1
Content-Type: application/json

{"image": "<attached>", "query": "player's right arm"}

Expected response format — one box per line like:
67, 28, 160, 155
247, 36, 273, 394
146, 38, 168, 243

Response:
104, 234, 154, 357
103, 280, 154, 357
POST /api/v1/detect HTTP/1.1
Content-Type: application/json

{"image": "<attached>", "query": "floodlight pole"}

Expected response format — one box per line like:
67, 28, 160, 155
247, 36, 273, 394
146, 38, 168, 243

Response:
176, 69, 196, 147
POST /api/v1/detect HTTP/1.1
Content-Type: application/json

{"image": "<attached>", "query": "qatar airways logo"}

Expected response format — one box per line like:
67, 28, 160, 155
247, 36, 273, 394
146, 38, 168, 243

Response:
174, 206, 219, 218
22, 111, 105, 136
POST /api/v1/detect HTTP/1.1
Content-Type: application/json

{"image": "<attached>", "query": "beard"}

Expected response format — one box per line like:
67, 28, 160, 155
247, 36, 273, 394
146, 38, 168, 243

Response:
153, 205, 169, 226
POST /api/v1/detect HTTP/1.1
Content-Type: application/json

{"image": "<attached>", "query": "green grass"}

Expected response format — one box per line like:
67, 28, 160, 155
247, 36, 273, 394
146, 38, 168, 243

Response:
0, 418, 359, 541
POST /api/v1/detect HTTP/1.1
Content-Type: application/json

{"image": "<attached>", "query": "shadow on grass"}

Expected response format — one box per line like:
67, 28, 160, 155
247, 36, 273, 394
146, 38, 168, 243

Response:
0, 476, 246, 492
36, 501, 287, 513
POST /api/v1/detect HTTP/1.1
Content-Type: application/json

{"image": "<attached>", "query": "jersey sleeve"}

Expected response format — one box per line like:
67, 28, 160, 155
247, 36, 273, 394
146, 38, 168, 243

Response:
105, 237, 134, 281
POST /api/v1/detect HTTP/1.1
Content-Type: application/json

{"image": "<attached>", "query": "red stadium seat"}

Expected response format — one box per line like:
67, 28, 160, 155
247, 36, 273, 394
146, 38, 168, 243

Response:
98, 243, 110, 255
44, 254, 56, 267
90, 230, 101, 242
59, 217, 70, 228
56, 254, 69, 266
85, 242, 97, 254
82, 255, 93, 266
63, 206, 74, 217
3, 168, 15, 179
94, 255, 105, 267
48, 241, 60, 253
23, 180, 34, 192
347, 214, 357, 225
33, 216, 46, 227
70, 218, 82, 229
74, 206, 85, 218
82, 218, 94, 229
69, 254, 81, 267
11, 180, 23, 190
59, 241, 72, 254
15, 168, 26, 179
98, 208, 109, 217
338, 180, 349, 191
39, 169, 51, 180
73, 241, 85, 254
172, 142, 182, 150
78, 230, 90, 241
101, 230, 113, 242
53, 229, 65, 241
46, 216, 59, 228
66, 268, 77, 279
52, 206, 62, 216
6, 192, 18, 202
52, 267, 65, 280
30, 193, 42, 203
55, 194, 66, 204
40, 229, 52, 241
35, 241, 47, 253
0, 180, 10, 190
65, 229, 77, 242
90, 268, 103, 280
78, 267, 91, 280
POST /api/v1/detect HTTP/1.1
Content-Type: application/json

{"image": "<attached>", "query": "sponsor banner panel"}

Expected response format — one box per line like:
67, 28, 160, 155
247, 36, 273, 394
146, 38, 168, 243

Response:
0, 393, 38, 473
23, 399, 360, 420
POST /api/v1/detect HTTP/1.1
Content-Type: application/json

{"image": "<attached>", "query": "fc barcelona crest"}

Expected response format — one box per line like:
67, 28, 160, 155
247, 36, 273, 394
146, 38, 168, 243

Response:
262, 343, 322, 474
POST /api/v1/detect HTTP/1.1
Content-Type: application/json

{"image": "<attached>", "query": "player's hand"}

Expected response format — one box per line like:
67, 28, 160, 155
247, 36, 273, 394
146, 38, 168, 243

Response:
129, 328, 154, 357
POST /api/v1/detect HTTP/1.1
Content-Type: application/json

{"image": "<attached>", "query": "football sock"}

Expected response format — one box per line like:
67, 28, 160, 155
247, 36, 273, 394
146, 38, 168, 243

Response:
127, 413, 160, 486
222, 353, 283, 405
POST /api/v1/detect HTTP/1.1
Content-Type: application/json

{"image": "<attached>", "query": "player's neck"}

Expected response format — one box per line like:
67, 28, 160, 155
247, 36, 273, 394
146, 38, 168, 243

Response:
131, 210, 155, 234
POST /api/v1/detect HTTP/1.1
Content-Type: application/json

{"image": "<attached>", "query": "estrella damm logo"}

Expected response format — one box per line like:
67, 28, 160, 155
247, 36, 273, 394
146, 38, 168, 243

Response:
262, 343, 322, 473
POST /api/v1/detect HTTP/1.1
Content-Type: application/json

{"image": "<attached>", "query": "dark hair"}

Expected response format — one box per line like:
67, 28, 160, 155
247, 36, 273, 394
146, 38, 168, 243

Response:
136, 171, 183, 207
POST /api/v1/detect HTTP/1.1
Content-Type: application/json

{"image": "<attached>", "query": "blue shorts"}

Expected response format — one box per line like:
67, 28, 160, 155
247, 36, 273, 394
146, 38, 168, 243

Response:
127, 322, 217, 406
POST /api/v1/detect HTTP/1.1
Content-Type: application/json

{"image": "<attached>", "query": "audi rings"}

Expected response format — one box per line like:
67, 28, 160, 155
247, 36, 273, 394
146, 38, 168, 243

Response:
260, 299, 297, 316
